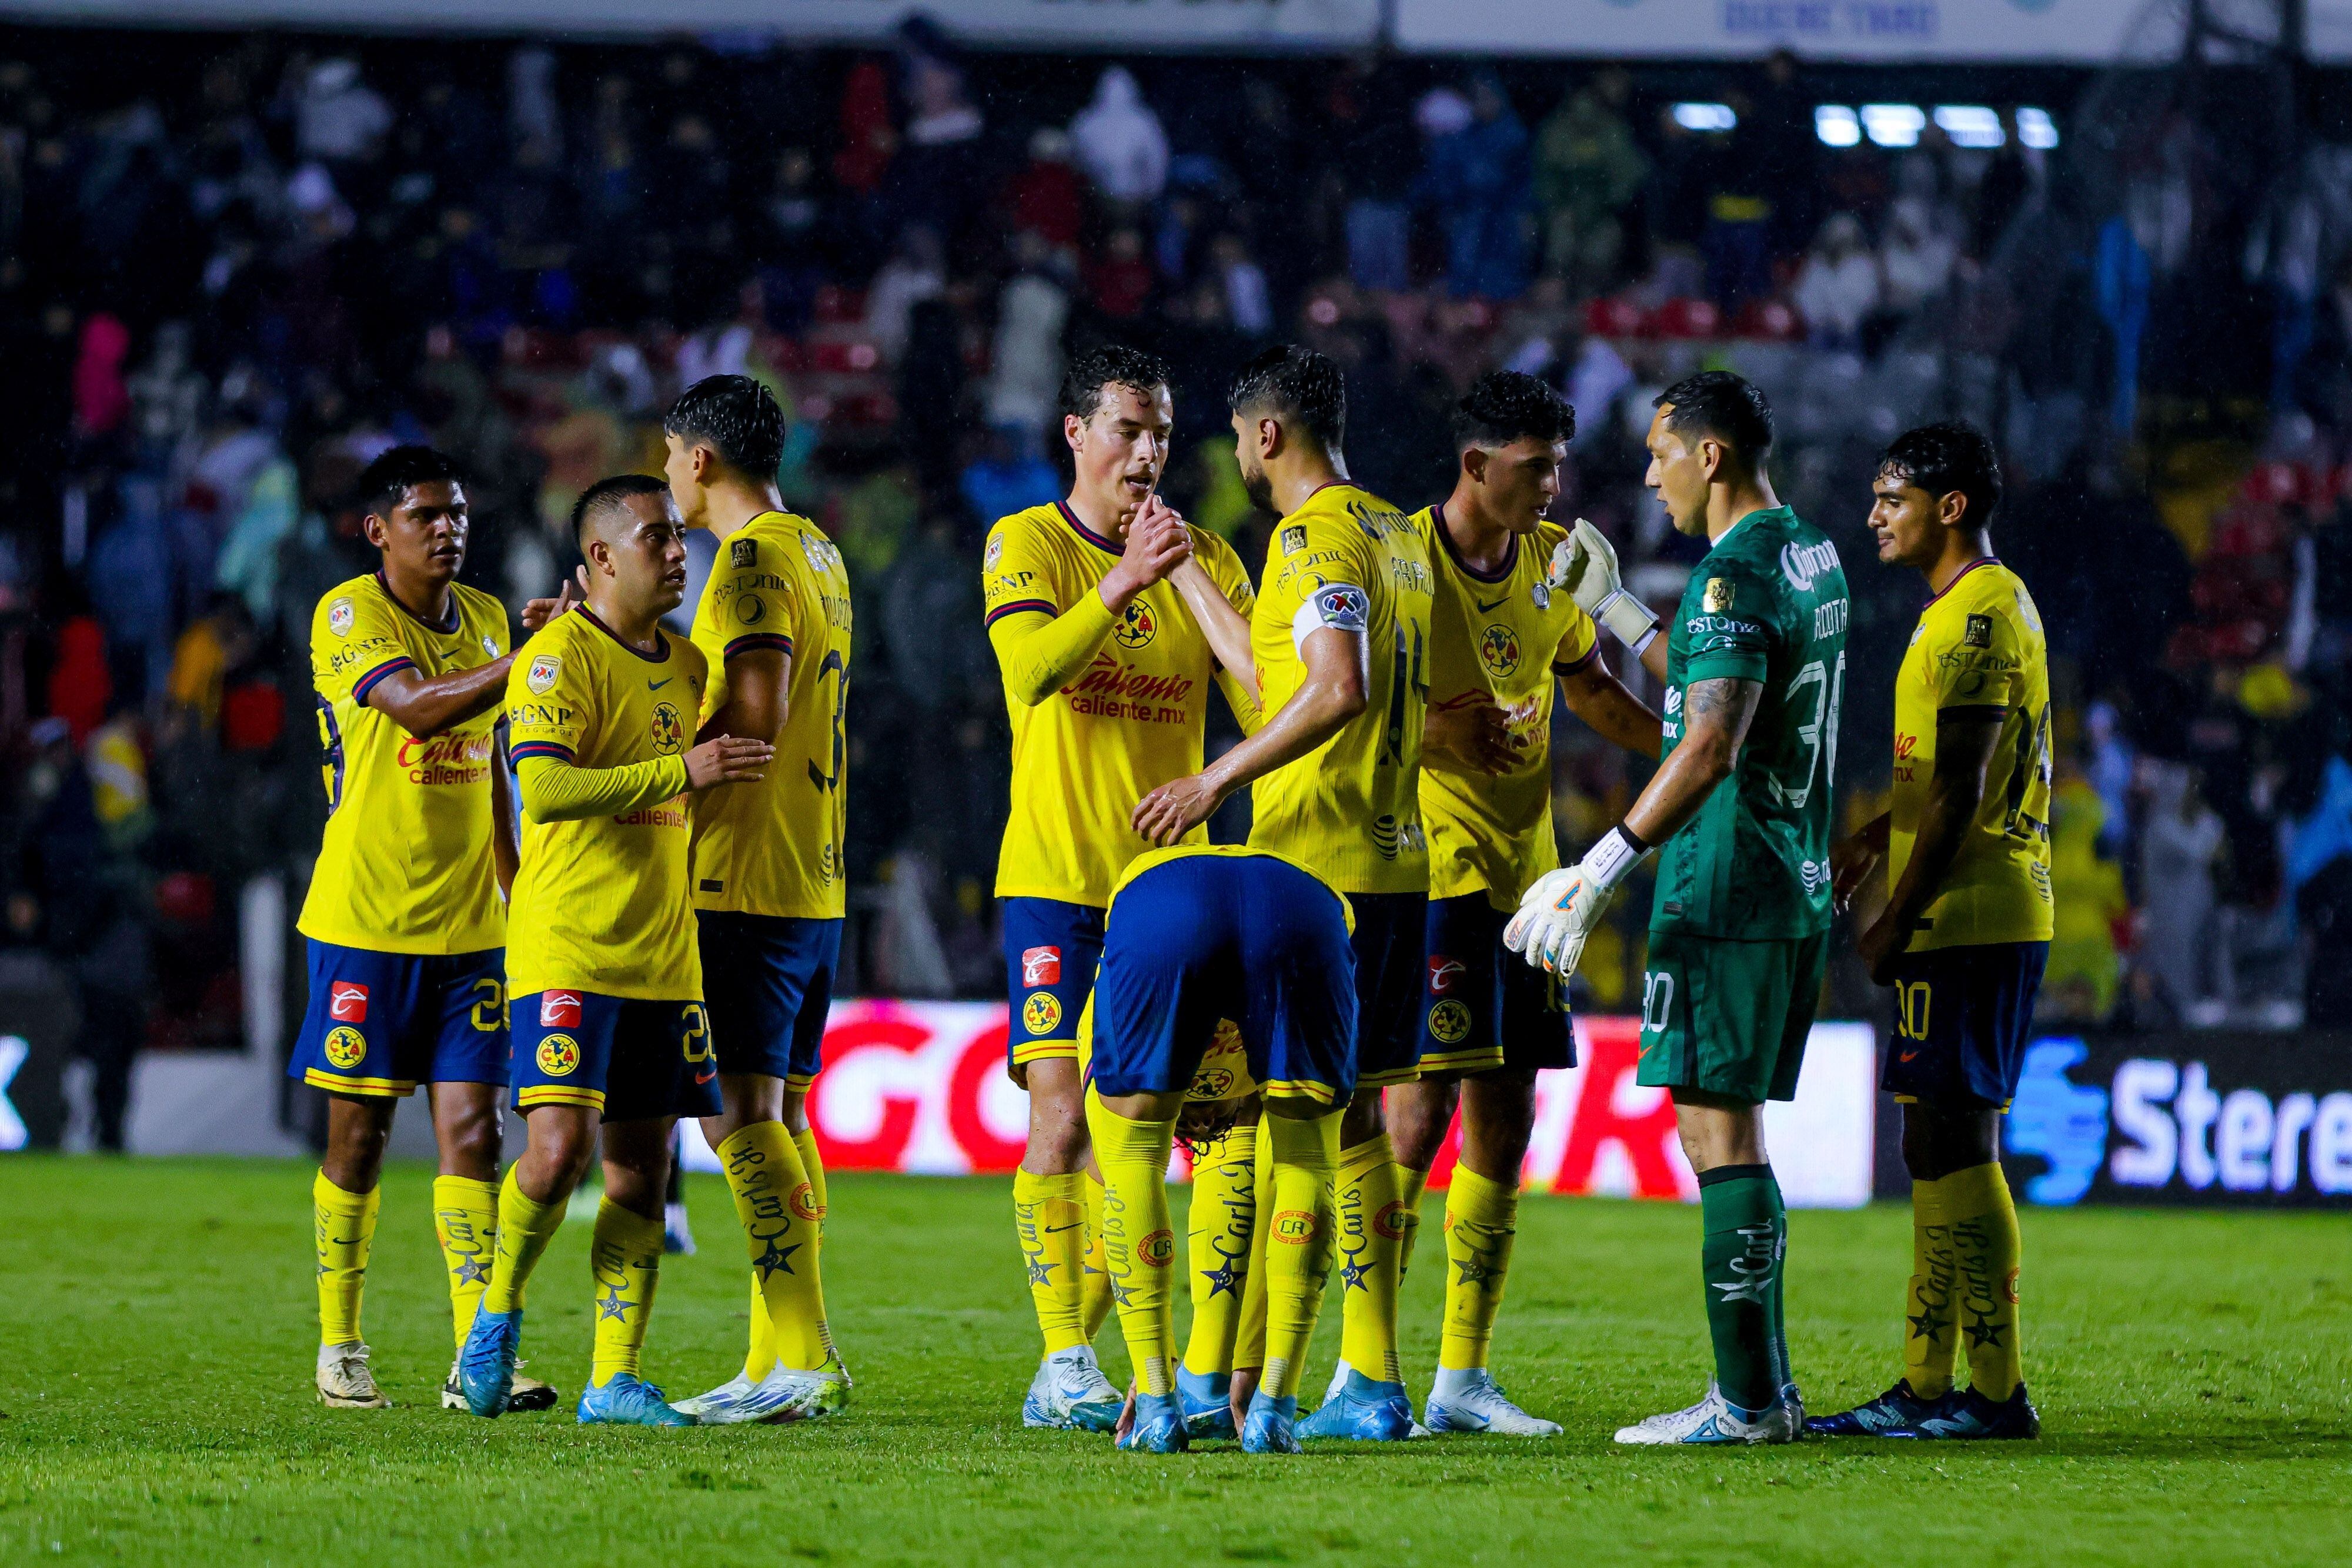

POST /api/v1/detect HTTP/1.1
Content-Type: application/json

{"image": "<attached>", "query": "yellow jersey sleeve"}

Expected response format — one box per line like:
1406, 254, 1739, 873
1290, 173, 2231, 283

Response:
689, 514, 853, 918
1194, 528, 1262, 733
296, 575, 507, 956
1888, 561, 2054, 949
505, 613, 706, 999
1247, 484, 1433, 895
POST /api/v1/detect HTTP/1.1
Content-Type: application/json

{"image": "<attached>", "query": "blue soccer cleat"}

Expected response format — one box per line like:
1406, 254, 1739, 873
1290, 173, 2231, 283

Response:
1297, 1369, 1415, 1442
577, 1372, 697, 1427
1118, 1390, 1190, 1453
457, 1306, 522, 1418
1177, 1367, 1235, 1440
1805, 1379, 1949, 1437
1909, 1383, 2041, 1440
1241, 1390, 1302, 1455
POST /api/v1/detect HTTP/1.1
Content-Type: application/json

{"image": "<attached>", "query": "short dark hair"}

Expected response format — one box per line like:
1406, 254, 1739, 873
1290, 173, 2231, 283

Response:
1878, 419, 2002, 529
1060, 343, 1171, 423
1653, 370, 1773, 467
355, 445, 463, 519
1452, 370, 1575, 452
571, 473, 671, 544
1228, 344, 1346, 454
664, 374, 786, 479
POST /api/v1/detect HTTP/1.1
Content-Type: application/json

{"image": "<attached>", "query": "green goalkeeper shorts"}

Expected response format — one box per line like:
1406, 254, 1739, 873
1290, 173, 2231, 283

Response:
1635, 929, 1828, 1104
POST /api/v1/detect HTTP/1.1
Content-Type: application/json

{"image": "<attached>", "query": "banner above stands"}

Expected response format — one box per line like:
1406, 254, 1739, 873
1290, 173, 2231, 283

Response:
0, 0, 1382, 44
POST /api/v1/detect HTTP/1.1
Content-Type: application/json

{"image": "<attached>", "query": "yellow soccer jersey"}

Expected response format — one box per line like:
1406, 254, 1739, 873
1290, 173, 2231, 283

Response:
1248, 482, 1435, 895
688, 511, 853, 919
298, 572, 509, 955
983, 501, 1259, 906
505, 609, 710, 999
1416, 509, 1600, 910
1889, 558, 2055, 950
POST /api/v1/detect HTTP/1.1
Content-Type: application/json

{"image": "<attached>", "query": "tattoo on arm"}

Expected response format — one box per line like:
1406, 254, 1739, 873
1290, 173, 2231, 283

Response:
1683, 676, 1745, 724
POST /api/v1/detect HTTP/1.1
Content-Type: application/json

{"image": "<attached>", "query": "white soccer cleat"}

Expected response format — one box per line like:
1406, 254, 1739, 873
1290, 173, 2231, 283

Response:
1023, 1346, 1123, 1432
663, 1201, 696, 1256
317, 1342, 390, 1409
667, 1372, 756, 1421
749, 1362, 851, 1423
1614, 1381, 1798, 1446
1425, 1368, 1563, 1436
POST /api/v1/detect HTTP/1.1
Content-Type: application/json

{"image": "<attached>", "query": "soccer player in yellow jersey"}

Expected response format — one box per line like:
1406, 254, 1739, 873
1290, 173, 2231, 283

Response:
291, 446, 562, 1413
653, 375, 855, 1425
456, 476, 772, 1426
1813, 421, 2050, 1442
1385, 373, 1663, 1436
983, 344, 1259, 1430
1135, 343, 1432, 1442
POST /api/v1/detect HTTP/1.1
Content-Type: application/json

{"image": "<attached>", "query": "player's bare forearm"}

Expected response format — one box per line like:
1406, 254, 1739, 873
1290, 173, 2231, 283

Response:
367, 657, 515, 740
1170, 556, 1258, 705
1131, 628, 1365, 844
1622, 677, 1759, 844
490, 741, 518, 900
1558, 658, 1663, 757
1867, 713, 2000, 961
697, 647, 789, 744
1636, 631, 1670, 684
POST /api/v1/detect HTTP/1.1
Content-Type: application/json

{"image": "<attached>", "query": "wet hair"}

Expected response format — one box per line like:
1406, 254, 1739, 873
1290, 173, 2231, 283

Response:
1451, 370, 1576, 451
664, 373, 787, 479
1227, 343, 1346, 454
571, 473, 671, 544
355, 445, 464, 519
1653, 370, 1774, 467
1878, 419, 2003, 529
1059, 343, 1172, 423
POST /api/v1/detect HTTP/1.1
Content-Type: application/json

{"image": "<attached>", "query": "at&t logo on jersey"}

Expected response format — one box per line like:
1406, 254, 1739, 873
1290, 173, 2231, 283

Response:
1021, 945, 1062, 987
540, 991, 583, 1029
527, 654, 562, 694
328, 982, 369, 1022
1370, 815, 1425, 860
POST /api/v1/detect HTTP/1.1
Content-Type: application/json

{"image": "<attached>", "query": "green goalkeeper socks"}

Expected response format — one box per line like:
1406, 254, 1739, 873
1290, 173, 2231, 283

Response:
1698, 1163, 1788, 1412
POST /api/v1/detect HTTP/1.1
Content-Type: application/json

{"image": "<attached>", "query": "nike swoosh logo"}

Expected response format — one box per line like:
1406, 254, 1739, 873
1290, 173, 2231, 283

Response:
694, 1068, 716, 1084
1476, 595, 1510, 612
650, 678, 672, 690
1899, 1050, 1920, 1062
1044, 1222, 1083, 1234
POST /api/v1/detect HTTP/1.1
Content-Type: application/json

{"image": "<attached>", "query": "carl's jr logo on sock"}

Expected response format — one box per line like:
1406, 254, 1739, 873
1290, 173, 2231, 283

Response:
1021, 946, 1061, 987
329, 983, 369, 1022
541, 991, 583, 1028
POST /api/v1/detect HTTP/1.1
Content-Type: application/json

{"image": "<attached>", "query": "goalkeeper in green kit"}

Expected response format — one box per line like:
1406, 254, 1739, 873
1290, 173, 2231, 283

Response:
1507, 370, 1849, 1445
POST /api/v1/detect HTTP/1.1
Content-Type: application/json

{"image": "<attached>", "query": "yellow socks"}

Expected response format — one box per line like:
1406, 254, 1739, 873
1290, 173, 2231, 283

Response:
793, 1127, 828, 1245
1335, 1134, 1404, 1384
1081, 1170, 1112, 1339
482, 1166, 564, 1316
432, 1175, 499, 1350
313, 1172, 379, 1347
1395, 1163, 1430, 1285
1181, 1120, 1257, 1378
1085, 1094, 1180, 1396
1942, 1162, 2024, 1400
1436, 1165, 1519, 1372
1902, 1176, 1958, 1398
1261, 1109, 1342, 1399
588, 1198, 664, 1387
1014, 1167, 1090, 1355
715, 1122, 832, 1378
740, 1128, 834, 1377
1234, 1116, 1274, 1373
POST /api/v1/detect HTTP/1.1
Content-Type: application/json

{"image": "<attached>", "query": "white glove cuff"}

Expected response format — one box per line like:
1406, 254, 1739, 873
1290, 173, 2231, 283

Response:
1594, 589, 1659, 651
1579, 824, 1651, 892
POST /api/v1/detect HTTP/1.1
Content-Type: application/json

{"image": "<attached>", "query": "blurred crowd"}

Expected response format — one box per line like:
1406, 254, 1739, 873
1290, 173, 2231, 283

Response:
2, 28, 2350, 1143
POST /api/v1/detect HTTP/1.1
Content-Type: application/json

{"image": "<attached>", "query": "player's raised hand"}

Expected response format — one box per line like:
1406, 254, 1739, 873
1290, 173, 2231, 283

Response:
1105, 496, 1192, 603
1131, 771, 1223, 847
1424, 693, 1523, 777
522, 568, 588, 632
684, 734, 773, 791
1551, 518, 1658, 650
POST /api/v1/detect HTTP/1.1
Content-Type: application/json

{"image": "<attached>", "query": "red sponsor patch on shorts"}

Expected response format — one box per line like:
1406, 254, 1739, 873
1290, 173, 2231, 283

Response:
1426, 955, 1465, 994
540, 991, 583, 1029
328, 982, 369, 1022
1021, 945, 1061, 988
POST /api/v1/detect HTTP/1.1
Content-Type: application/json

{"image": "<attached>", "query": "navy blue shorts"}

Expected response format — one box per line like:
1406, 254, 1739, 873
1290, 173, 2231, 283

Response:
1881, 941, 2050, 1108
1090, 853, 1358, 1108
1002, 896, 1104, 1071
288, 940, 507, 1098
698, 911, 840, 1090
1419, 894, 1575, 1076
510, 989, 723, 1121
1349, 891, 1429, 1089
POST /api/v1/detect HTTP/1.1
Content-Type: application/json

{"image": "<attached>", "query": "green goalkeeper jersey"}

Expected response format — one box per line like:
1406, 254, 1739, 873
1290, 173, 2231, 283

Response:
1651, 506, 1850, 941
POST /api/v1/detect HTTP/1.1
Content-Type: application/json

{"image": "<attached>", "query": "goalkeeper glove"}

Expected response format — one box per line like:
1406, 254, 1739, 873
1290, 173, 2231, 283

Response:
1547, 518, 1659, 653
1503, 824, 1651, 976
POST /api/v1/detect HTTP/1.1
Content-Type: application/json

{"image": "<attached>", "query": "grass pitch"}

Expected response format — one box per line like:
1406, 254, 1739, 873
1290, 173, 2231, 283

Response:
0, 1157, 2345, 1565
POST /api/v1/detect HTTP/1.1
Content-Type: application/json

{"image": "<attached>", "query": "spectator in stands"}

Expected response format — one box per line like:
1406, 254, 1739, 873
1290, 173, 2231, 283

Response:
1421, 73, 1532, 301
1534, 73, 1649, 296
2138, 761, 2227, 1023
983, 232, 1069, 430
960, 423, 1057, 534
1879, 195, 1958, 324
866, 224, 946, 366
1213, 232, 1273, 337
1005, 126, 1084, 253
293, 57, 390, 166
2045, 767, 2127, 1022
1087, 226, 1155, 320
1070, 66, 1168, 210
1330, 58, 1418, 294
1795, 212, 1880, 349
